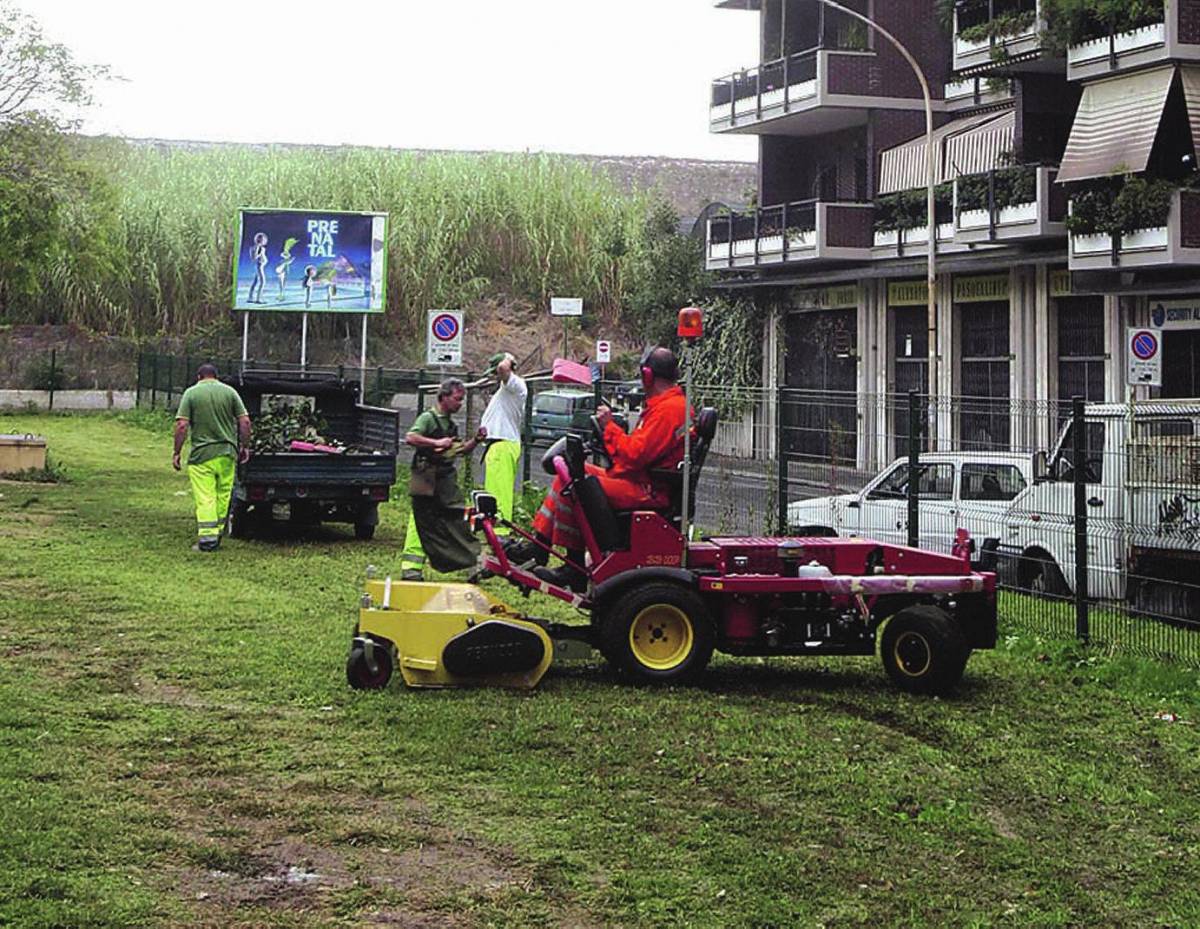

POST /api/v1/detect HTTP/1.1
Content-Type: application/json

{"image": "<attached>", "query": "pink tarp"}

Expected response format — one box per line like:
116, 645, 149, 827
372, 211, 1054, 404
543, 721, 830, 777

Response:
551, 358, 592, 386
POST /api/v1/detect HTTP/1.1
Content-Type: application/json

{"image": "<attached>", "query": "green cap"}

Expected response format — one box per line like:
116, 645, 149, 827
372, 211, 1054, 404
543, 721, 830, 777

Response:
484, 352, 508, 376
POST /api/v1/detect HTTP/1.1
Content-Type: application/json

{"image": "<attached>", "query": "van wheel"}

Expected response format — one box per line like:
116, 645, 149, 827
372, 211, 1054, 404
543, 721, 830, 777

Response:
880, 605, 968, 695
1019, 551, 1068, 598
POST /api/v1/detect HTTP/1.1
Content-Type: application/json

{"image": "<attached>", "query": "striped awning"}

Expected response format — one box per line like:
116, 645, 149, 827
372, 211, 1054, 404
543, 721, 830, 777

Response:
1180, 66, 1200, 162
1056, 65, 1175, 184
944, 109, 1015, 179
878, 108, 1014, 195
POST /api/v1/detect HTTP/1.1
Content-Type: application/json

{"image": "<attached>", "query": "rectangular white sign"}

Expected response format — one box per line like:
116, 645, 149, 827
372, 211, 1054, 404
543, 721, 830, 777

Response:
595, 340, 611, 364
1127, 327, 1163, 387
550, 297, 583, 317
427, 309, 463, 366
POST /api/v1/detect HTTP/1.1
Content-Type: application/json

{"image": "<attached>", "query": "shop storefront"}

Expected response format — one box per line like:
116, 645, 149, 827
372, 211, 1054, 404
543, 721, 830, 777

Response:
954, 274, 1010, 450
1150, 299, 1200, 398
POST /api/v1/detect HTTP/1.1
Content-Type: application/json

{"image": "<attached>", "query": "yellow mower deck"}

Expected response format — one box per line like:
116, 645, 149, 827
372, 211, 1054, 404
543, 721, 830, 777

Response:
356, 579, 554, 689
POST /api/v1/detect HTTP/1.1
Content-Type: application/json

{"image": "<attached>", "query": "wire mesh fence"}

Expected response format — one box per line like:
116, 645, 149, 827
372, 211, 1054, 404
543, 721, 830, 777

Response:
134, 353, 1200, 666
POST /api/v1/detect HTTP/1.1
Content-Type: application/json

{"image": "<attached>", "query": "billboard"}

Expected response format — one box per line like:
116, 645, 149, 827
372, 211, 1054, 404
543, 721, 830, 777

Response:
232, 209, 388, 313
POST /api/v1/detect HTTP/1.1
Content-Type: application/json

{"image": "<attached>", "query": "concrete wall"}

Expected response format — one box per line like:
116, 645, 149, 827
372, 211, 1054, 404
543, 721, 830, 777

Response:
0, 390, 136, 412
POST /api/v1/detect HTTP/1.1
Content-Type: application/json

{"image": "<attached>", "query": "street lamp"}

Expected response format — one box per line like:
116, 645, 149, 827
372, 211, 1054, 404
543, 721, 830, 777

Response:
814, 0, 938, 446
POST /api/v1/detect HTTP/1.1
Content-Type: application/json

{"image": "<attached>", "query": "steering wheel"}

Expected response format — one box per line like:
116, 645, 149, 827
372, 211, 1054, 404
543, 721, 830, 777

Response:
588, 414, 613, 469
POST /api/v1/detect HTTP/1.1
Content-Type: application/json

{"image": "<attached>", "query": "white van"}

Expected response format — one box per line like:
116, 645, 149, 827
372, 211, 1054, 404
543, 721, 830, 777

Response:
992, 400, 1200, 618
786, 452, 1034, 556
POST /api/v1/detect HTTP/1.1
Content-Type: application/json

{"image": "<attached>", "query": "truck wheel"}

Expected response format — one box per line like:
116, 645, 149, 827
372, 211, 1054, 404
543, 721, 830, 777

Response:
880, 605, 968, 695
1019, 551, 1067, 598
354, 522, 376, 541
346, 642, 393, 690
599, 582, 714, 684
227, 501, 252, 539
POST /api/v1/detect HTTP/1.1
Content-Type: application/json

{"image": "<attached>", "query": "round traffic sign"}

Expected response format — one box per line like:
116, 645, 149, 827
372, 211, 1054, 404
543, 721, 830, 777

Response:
432, 313, 459, 342
1131, 330, 1158, 360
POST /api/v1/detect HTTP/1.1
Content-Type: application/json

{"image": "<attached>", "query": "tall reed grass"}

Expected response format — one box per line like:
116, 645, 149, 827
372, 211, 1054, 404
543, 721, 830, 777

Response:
21, 141, 650, 340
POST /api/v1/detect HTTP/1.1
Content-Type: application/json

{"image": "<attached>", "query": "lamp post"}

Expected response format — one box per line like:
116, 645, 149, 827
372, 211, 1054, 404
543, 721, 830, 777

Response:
814, 0, 938, 446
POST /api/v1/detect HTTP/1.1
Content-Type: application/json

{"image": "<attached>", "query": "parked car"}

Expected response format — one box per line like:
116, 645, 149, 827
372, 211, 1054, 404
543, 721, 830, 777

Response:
529, 388, 628, 445
786, 452, 1035, 557
990, 400, 1200, 619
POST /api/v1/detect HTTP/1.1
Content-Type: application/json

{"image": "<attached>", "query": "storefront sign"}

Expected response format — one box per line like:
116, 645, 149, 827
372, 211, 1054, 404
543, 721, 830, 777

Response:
794, 285, 858, 310
953, 274, 1010, 303
1149, 299, 1200, 330
887, 280, 928, 306
1049, 269, 1072, 297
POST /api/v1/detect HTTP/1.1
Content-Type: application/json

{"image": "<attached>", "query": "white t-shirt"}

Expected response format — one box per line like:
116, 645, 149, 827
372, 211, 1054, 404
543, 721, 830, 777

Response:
480, 373, 527, 443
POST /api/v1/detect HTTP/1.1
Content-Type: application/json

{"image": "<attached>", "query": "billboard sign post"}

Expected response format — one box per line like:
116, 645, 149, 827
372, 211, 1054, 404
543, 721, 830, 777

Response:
550, 297, 583, 359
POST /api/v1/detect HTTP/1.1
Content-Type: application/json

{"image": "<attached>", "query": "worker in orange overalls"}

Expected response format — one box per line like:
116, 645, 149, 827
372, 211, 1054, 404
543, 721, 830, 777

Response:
506, 346, 688, 591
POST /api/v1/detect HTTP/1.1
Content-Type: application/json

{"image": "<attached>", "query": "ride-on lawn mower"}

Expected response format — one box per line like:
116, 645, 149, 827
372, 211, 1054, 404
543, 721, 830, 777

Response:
347, 309, 998, 694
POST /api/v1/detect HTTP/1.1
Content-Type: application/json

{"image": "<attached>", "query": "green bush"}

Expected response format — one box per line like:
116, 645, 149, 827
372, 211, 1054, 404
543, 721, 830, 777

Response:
875, 185, 953, 232
959, 9, 1037, 43
957, 165, 1038, 214
24, 356, 68, 391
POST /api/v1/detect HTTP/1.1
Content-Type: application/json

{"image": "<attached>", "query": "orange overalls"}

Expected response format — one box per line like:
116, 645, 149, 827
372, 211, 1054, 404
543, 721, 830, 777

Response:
532, 385, 689, 548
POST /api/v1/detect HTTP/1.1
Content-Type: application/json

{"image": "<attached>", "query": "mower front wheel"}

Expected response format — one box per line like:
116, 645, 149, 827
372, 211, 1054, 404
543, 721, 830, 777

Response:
880, 605, 968, 695
346, 640, 394, 690
599, 582, 714, 684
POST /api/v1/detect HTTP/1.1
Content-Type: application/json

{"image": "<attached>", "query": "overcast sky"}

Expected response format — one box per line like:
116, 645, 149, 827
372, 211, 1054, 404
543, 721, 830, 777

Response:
26, 0, 759, 162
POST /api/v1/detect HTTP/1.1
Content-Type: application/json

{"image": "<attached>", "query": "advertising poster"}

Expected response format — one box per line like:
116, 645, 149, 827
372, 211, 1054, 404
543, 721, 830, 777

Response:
232, 209, 388, 313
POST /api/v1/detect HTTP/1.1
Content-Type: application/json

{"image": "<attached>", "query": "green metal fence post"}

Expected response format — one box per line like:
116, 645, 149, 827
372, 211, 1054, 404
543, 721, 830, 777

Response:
151, 355, 158, 409
907, 390, 920, 548
522, 382, 534, 484
166, 355, 174, 410
1072, 396, 1090, 643
48, 349, 56, 411
417, 369, 427, 414
375, 366, 384, 406
776, 382, 787, 534
135, 353, 143, 408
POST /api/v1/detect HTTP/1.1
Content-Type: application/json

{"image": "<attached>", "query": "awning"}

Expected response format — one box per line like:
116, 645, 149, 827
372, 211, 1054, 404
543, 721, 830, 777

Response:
1056, 65, 1175, 184
1180, 66, 1200, 162
878, 108, 1013, 195
944, 109, 1015, 179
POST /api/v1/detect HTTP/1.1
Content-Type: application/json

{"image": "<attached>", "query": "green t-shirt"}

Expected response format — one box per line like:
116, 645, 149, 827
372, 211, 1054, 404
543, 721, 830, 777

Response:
408, 409, 455, 439
177, 380, 248, 465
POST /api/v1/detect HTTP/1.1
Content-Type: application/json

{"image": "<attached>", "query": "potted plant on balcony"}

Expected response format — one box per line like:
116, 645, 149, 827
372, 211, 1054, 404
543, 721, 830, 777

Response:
1064, 173, 1176, 258
875, 186, 953, 252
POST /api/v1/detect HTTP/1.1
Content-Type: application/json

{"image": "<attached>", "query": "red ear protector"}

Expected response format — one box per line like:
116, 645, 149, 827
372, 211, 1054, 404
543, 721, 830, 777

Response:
639, 347, 679, 390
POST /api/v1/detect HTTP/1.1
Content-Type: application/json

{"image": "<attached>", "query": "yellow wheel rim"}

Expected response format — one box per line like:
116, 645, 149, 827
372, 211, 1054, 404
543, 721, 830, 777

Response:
893, 630, 932, 678
629, 604, 694, 671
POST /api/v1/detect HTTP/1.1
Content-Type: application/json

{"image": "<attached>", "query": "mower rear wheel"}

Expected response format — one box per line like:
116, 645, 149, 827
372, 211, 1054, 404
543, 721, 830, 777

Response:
600, 582, 714, 684
346, 641, 394, 690
880, 605, 968, 695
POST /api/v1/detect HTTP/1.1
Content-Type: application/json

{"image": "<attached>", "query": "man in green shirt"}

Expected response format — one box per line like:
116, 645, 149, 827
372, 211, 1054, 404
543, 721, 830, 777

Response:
401, 377, 486, 581
173, 364, 251, 552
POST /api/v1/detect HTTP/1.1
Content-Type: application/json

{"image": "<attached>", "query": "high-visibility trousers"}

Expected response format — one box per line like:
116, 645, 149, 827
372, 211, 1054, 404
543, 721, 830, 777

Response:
532, 463, 664, 549
401, 509, 426, 575
187, 456, 235, 546
482, 439, 521, 536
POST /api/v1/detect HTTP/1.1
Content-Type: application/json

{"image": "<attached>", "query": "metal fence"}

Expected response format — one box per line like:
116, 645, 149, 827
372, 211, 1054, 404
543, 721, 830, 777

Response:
136, 353, 1200, 666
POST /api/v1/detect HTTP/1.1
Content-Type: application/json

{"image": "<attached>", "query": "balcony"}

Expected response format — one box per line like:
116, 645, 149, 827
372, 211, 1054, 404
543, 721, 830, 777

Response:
953, 0, 1045, 73
706, 200, 874, 270
944, 76, 1014, 112
954, 165, 1067, 243
1067, 10, 1200, 81
1068, 189, 1200, 270
710, 46, 925, 137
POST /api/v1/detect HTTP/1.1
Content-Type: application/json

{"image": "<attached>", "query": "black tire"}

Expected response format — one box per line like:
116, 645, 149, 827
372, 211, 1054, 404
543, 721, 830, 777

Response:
354, 522, 376, 541
1019, 551, 1068, 598
227, 500, 252, 539
880, 605, 969, 695
598, 582, 715, 684
346, 643, 393, 690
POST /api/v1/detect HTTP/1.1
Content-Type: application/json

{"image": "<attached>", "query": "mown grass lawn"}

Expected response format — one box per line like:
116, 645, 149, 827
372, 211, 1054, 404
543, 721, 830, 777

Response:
2, 412, 1199, 929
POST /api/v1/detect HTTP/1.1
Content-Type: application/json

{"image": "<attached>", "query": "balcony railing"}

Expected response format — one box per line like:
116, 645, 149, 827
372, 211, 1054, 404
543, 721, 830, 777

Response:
706, 199, 874, 269
954, 165, 1067, 243
953, 0, 1044, 72
710, 50, 820, 126
944, 76, 1015, 112
1068, 189, 1200, 270
1067, 8, 1200, 81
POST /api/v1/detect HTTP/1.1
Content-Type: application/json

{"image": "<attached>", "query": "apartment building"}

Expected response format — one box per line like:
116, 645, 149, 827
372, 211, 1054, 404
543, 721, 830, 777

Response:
708, 0, 1200, 469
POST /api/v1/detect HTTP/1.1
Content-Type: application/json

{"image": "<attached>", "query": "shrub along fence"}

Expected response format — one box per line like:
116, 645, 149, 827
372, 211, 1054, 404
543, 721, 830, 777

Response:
135, 353, 1200, 666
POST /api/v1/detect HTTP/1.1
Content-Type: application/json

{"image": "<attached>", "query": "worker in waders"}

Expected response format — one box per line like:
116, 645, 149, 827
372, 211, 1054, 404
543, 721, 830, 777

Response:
400, 378, 486, 581
478, 351, 526, 538
173, 364, 251, 552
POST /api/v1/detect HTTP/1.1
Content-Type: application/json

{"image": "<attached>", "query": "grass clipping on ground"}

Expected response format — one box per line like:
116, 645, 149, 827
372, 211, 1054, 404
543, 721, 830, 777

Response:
0, 413, 1199, 928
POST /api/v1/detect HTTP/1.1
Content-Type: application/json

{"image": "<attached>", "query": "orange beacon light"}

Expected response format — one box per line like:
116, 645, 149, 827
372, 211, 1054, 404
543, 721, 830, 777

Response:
677, 306, 704, 339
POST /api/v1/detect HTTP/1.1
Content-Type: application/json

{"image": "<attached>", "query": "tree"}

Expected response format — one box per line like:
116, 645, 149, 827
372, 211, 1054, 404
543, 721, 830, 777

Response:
624, 199, 714, 346
0, 1, 110, 127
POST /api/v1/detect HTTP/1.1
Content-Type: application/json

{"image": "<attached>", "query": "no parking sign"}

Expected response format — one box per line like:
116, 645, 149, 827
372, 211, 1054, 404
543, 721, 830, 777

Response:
427, 310, 463, 366
1127, 327, 1162, 387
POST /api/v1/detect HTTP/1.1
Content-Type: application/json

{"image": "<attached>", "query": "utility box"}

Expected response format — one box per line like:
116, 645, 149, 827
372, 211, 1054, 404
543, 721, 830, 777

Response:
0, 434, 47, 473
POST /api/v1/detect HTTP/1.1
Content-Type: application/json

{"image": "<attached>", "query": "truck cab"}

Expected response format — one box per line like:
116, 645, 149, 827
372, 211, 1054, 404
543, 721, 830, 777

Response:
994, 401, 1200, 618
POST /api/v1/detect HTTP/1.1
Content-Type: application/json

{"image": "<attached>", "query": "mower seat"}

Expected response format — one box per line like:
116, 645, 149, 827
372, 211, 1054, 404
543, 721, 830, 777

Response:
645, 407, 719, 523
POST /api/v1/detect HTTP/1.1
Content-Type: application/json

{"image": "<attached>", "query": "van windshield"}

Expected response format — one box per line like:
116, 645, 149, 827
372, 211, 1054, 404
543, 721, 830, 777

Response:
535, 395, 573, 415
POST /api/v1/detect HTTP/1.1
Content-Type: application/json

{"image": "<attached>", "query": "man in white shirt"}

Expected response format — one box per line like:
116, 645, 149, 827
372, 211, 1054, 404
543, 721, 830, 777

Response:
478, 351, 527, 536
